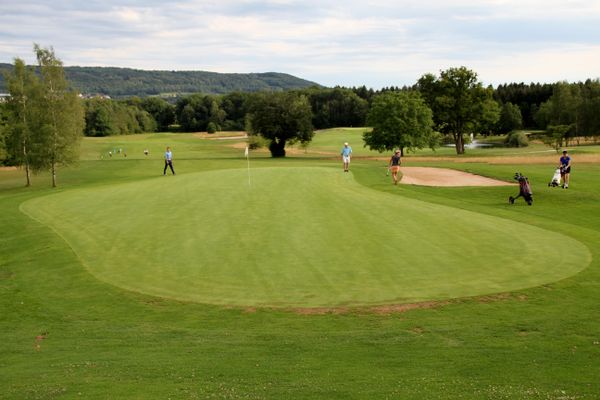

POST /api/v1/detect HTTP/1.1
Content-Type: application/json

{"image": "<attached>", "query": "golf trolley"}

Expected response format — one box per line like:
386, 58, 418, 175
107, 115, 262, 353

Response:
509, 172, 533, 206
548, 168, 561, 187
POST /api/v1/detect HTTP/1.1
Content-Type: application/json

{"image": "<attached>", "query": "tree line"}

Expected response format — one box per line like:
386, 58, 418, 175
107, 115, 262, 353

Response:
2, 48, 600, 185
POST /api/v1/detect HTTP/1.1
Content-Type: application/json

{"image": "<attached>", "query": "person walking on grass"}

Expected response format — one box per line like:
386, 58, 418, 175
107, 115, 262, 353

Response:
341, 142, 352, 172
164, 146, 175, 175
559, 150, 571, 188
388, 149, 402, 185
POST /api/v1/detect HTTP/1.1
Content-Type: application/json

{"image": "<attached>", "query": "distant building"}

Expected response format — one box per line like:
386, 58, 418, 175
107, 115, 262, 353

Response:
78, 93, 112, 100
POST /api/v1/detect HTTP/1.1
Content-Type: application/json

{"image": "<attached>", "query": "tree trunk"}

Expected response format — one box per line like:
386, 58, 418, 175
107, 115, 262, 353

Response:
22, 140, 31, 187
269, 139, 286, 158
21, 102, 31, 187
400, 146, 405, 157
455, 134, 465, 154
51, 160, 56, 188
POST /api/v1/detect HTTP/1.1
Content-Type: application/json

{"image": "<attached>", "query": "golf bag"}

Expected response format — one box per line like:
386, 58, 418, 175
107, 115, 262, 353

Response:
509, 172, 533, 206
548, 168, 561, 187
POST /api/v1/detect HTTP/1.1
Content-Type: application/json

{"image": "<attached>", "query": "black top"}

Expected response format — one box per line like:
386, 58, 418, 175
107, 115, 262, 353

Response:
390, 154, 401, 166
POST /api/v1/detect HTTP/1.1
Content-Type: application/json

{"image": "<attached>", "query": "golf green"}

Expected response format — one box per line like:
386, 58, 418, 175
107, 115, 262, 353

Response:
21, 167, 591, 307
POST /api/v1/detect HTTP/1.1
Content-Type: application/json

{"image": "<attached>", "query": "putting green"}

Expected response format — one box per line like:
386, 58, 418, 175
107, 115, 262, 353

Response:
21, 167, 591, 307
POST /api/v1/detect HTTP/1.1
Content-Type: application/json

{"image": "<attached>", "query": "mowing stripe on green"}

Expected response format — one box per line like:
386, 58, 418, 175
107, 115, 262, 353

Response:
21, 167, 591, 307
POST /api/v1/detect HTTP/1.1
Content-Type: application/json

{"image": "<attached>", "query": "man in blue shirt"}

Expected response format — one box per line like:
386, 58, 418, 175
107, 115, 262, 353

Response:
559, 150, 571, 188
341, 142, 352, 172
164, 146, 176, 175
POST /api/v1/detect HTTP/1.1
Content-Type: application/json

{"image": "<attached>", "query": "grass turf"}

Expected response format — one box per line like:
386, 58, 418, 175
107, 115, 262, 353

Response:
20, 167, 589, 307
1, 129, 600, 398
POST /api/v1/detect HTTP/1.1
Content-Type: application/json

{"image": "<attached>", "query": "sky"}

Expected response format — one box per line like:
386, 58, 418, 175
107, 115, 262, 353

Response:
2, 0, 600, 89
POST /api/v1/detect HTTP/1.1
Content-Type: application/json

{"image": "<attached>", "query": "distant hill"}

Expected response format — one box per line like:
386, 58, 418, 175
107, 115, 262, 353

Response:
0, 63, 321, 98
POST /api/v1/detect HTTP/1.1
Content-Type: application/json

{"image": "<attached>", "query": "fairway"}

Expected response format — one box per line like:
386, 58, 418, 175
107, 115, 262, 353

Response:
21, 167, 590, 307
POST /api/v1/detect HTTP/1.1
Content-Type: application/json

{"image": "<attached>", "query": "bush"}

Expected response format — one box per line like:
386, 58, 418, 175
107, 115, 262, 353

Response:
206, 122, 218, 134
505, 131, 529, 147
247, 134, 268, 150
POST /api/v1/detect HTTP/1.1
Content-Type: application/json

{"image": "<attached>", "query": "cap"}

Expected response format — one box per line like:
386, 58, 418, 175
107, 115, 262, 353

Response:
344, 142, 349, 146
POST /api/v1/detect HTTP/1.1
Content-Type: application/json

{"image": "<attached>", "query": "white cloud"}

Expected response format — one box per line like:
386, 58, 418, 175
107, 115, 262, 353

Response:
1, 0, 600, 88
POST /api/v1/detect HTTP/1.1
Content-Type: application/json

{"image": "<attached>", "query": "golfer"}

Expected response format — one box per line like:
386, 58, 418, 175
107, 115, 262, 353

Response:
341, 142, 352, 172
559, 150, 571, 188
388, 149, 402, 185
163, 146, 175, 175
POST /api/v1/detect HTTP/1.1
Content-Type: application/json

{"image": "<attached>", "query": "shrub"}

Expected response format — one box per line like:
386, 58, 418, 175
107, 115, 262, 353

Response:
206, 122, 218, 134
247, 134, 268, 150
505, 131, 529, 147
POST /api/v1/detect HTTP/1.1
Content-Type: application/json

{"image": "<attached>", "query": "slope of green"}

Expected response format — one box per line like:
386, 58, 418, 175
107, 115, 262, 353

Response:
21, 167, 590, 307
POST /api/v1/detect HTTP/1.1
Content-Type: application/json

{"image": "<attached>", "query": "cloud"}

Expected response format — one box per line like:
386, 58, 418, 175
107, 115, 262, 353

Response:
1, 0, 600, 88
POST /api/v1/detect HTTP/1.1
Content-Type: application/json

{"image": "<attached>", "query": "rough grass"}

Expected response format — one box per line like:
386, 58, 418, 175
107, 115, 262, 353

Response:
1, 130, 600, 399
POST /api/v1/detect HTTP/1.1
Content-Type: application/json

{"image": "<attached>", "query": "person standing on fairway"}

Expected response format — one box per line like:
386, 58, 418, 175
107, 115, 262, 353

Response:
341, 142, 352, 172
559, 150, 571, 188
388, 149, 402, 185
164, 146, 175, 175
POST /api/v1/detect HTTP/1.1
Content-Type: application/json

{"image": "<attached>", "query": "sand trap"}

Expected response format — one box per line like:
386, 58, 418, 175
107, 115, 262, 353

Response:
400, 167, 514, 187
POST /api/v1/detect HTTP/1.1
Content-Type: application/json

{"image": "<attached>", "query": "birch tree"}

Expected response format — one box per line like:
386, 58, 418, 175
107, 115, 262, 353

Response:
30, 44, 84, 187
3, 58, 39, 186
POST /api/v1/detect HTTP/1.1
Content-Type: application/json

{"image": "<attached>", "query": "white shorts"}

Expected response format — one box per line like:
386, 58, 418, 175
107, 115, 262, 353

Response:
343, 156, 351, 163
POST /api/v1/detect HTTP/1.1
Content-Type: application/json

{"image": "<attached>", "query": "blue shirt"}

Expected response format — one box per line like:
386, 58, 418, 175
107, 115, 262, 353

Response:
165, 151, 173, 161
341, 146, 352, 157
560, 155, 570, 166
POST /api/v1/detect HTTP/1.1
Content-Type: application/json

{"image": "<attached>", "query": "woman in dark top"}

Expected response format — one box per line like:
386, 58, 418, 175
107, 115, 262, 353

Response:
559, 150, 571, 188
388, 149, 402, 185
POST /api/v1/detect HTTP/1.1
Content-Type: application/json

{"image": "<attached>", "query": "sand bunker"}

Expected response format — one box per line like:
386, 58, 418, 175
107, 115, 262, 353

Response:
400, 167, 514, 187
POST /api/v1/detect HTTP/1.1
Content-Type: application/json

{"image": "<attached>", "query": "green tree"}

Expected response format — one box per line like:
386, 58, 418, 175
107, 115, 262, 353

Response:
578, 79, 600, 139
247, 92, 314, 157
3, 58, 40, 185
363, 91, 436, 156
175, 94, 226, 132
221, 92, 249, 131
30, 44, 84, 187
0, 101, 8, 163
84, 98, 156, 136
84, 98, 114, 136
534, 82, 581, 147
497, 102, 523, 133
208, 99, 226, 131
477, 96, 501, 135
543, 125, 571, 151
141, 97, 175, 131
303, 87, 368, 129
418, 67, 494, 154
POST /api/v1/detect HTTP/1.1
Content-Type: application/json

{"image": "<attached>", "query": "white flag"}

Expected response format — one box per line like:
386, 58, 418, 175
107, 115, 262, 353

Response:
244, 146, 249, 157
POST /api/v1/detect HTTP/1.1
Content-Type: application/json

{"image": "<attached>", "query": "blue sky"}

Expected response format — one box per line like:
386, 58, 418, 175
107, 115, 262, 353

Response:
1, 0, 600, 89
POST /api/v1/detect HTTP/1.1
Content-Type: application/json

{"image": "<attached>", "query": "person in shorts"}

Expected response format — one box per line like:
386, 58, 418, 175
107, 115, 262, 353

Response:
559, 150, 571, 188
341, 142, 352, 172
388, 149, 402, 185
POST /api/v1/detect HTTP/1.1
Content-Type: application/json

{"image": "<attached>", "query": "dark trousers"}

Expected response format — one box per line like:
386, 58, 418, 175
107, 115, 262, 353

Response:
164, 160, 175, 175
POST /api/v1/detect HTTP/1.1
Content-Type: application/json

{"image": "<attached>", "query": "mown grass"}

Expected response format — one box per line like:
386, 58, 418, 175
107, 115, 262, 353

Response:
1, 129, 599, 399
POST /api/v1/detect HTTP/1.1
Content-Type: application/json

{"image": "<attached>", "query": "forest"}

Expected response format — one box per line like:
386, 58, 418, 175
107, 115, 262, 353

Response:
0, 63, 319, 98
